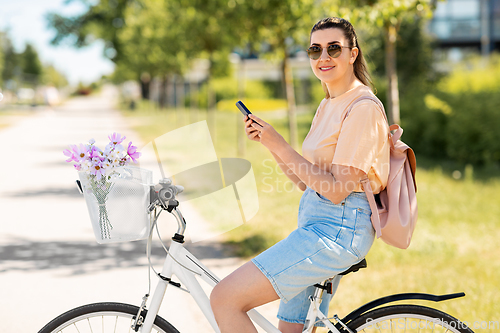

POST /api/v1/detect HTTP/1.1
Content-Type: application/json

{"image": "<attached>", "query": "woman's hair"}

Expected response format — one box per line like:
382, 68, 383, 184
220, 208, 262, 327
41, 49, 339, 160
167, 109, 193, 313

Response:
310, 17, 373, 97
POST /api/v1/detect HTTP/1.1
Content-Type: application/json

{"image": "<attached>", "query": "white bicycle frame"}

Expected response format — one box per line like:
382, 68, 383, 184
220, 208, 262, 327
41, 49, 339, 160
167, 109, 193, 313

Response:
139, 206, 345, 333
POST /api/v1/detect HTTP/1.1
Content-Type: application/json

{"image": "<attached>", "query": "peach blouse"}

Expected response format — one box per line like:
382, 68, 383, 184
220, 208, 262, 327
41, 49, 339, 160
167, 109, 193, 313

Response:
302, 85, 390, 194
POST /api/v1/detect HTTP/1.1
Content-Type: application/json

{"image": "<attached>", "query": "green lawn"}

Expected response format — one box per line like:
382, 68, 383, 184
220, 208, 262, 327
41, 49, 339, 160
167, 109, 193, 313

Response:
121, 104, 500, 330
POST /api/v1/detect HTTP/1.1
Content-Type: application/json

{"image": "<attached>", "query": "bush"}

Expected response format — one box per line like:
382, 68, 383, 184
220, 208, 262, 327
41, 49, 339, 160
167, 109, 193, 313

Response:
217, 98, 287, 112
375, 53, 500, 166
438, 54, 500, 165
196, 77, 274, 108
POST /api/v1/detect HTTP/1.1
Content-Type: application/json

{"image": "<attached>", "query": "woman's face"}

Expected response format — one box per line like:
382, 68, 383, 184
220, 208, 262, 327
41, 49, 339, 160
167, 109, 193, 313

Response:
309, 28, 358, 86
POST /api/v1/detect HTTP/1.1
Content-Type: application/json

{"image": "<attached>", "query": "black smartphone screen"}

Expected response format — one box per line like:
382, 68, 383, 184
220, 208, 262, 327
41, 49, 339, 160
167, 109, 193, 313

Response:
235, 101, 252, 116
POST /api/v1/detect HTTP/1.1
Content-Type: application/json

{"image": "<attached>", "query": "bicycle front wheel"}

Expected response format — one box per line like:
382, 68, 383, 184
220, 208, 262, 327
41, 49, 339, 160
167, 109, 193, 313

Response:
346, 304, 474, 333
38, 302, 179, 333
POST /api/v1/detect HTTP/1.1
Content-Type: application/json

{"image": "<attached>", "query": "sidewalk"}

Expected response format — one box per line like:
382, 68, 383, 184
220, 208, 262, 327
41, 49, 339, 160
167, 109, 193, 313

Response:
0, 86, 279, 332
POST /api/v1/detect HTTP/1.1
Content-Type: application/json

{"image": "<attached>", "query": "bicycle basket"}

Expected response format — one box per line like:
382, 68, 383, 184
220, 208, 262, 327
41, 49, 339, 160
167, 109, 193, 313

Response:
78, 166, 153, 244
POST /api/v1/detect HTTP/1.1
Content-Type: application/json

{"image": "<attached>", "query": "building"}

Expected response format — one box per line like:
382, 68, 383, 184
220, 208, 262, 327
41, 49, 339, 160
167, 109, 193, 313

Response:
428, 0, 500, 56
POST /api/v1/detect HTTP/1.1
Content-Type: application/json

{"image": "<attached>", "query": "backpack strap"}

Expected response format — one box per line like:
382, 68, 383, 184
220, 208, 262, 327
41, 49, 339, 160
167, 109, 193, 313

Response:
360, 177, 382, 238
343, 95, 388, 124
342, 95, 388, 239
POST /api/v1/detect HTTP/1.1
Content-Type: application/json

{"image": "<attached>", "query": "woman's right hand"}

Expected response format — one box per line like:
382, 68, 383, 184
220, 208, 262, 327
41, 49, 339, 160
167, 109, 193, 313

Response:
244, 116, 261, 142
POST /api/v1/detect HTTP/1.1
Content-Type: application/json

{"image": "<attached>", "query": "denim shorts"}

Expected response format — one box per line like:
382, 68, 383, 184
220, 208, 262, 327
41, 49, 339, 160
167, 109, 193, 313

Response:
251, 187, 375, 326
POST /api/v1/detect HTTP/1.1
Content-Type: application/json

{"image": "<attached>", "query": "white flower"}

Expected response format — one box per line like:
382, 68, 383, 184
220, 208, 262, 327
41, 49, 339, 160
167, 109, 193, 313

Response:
89, 138, 96, 145
114, 144, 125, 157
80, 160, 92, 173
107, 150, 118, 160
103, 160, 113, 170
104, 143, 114, 155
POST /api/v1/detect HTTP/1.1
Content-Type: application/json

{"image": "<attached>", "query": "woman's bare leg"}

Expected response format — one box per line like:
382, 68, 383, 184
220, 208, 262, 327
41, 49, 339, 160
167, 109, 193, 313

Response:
278, 321, 317, 333
210, 261, 280, 333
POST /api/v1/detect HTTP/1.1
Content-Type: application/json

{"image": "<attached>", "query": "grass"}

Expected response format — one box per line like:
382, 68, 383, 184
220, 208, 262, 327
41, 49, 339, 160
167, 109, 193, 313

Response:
120, 103, 500, 330
0, 108, 34, 130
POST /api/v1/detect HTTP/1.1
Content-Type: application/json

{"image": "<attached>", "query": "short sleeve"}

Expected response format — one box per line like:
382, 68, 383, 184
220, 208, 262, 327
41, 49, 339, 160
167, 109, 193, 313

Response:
331, 101, 388, 174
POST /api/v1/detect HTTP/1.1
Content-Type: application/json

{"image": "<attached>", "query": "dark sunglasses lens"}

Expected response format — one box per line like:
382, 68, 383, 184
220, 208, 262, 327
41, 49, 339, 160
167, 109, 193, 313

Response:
327, 45, 342, 58
307, 47, 321, 60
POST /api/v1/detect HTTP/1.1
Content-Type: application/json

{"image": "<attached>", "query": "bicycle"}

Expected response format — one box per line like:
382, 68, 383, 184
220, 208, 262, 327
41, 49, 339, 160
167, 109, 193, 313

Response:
38, 173, 474, 333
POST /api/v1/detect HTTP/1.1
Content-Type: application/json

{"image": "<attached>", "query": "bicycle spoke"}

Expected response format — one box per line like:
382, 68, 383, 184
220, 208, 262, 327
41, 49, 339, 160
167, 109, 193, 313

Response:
39, 303, 177, 333
87, 318, 93, 333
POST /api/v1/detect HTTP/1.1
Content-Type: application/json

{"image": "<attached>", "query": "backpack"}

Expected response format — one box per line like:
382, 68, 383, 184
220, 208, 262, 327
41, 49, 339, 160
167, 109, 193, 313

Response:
345, 96, 418, 249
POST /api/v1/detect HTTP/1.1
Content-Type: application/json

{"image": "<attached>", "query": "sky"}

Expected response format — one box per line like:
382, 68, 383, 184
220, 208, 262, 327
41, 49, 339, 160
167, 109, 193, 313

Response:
0, 0, 115, 85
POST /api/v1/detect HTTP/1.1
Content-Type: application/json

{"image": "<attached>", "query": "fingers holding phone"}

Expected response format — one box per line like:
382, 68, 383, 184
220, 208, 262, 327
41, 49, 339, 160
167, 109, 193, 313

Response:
245, 115, 260, 142
237, 101, 260, 141
236, 101, 287, 152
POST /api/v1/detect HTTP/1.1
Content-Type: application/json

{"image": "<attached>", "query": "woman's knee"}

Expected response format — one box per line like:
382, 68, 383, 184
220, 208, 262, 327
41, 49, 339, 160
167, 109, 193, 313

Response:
210, 281, 230, 312
211, 261, 279, 314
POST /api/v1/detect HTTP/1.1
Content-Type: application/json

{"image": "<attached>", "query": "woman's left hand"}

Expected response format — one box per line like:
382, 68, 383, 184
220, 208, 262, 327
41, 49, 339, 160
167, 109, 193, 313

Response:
247, 114, 288, 153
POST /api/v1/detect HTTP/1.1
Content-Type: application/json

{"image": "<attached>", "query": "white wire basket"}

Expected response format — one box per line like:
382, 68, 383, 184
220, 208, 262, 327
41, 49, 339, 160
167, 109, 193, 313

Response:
79, 166, 153, 244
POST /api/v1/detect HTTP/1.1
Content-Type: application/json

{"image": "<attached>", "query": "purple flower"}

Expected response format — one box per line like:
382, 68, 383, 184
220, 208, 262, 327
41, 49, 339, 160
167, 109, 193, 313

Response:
108, 132, 126, 145
72, 143, 89, 161
89, 145, 103, 160
127, 141, 141, 163
63, 146, 77, 162
90, 160, 106, 180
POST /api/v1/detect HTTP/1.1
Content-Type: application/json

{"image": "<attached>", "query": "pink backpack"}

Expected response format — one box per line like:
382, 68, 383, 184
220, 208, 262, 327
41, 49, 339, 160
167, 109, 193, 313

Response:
346, 97, 418, 249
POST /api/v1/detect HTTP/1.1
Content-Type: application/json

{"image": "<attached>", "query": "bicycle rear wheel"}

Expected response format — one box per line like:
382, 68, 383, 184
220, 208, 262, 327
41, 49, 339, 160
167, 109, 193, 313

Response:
38, 302, 179, 333
346, 304, 474, 333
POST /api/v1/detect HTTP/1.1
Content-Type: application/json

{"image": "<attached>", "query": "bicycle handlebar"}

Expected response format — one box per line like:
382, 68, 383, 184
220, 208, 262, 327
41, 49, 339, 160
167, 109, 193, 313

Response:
149, 178, 187, 237
150, 178, 183, 209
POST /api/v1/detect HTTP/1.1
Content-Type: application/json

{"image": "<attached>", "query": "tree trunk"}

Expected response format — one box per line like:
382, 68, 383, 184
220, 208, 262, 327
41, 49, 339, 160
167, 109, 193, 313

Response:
176, 75, 184, 110
385, 24, 400, 125
237, 59, 246, 157
158, 75, 167, 109
190, 80, 198, 122
140, 72, 151, 100
283, 52, 298, 150
207, 55, 216, 142
166, 74, 175, 108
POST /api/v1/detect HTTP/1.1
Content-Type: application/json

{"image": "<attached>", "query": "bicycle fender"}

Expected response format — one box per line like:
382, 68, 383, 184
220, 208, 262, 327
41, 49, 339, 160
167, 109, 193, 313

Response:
340, 292, 466, 325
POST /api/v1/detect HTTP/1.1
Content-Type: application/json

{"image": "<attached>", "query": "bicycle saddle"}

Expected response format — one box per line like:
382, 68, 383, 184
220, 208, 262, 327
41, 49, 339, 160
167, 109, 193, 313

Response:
338, 258, 367, 276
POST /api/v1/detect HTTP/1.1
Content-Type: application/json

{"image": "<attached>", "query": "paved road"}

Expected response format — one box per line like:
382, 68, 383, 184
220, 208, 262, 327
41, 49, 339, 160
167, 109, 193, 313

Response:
0, 86, 279, 332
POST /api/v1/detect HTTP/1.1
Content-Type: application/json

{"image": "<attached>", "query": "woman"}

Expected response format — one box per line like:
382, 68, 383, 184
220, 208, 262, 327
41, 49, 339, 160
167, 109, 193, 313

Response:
210, 17, 390, 333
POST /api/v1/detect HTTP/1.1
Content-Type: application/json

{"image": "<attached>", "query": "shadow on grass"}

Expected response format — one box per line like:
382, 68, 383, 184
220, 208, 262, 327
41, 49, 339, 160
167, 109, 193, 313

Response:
415, 156, 500, 183
224, 234, 273, 258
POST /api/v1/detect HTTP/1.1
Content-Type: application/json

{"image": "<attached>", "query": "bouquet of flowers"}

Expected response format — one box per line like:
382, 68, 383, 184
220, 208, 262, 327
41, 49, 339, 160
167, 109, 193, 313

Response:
64, 133, 141, 239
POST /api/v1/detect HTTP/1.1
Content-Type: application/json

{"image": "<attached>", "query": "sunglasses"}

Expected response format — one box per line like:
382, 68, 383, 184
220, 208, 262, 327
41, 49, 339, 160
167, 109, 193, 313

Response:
306, 44, 353, 60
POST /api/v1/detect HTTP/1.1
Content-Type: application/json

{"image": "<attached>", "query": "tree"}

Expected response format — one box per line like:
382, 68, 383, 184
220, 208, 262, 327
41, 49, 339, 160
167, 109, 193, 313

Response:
46, 0, 134, 64
1, 32, 19, 85
21, 43, 43, 84
0, 32, 5, 88
243, 0, 317, 150
46, 0, 242, 104
343, 0, 435, 125
42, 65, 68, 88
117, 0, 191, 104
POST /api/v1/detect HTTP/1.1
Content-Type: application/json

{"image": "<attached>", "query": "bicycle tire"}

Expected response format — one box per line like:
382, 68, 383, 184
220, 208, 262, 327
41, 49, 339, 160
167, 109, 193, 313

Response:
37, 302, 179, 333
345, 304, 474, 333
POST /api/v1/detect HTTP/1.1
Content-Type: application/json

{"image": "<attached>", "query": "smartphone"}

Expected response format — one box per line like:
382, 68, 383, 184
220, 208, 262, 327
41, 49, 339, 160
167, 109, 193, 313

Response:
235, 101, 252, 117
